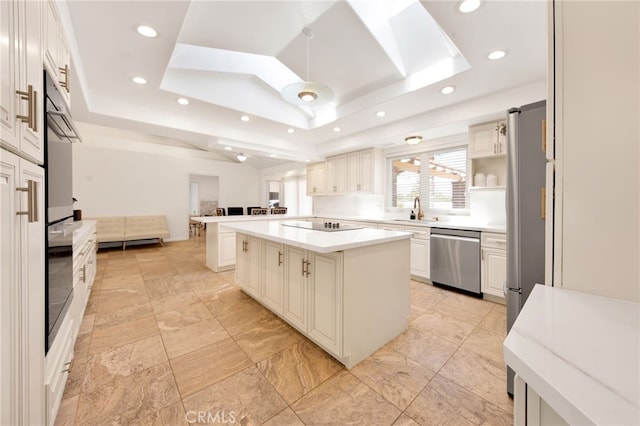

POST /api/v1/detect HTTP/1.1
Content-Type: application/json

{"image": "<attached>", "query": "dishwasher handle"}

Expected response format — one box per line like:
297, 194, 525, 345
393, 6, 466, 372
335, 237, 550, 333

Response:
430, 234, 479, 244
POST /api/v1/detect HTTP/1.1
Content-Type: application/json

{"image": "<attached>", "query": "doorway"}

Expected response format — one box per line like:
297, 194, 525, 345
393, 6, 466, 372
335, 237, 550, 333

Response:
189, 175, 219, 215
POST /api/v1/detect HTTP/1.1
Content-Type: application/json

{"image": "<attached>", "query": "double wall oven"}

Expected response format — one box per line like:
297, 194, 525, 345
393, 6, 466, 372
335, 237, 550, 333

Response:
44, 70, 81, 353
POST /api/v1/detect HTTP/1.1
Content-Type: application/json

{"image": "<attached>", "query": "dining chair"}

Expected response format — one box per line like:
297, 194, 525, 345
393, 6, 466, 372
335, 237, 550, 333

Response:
227, 207, 244, 216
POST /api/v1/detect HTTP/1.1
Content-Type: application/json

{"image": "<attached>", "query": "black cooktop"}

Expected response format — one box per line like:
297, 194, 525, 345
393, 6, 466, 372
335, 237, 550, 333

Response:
281, 221, 364, 232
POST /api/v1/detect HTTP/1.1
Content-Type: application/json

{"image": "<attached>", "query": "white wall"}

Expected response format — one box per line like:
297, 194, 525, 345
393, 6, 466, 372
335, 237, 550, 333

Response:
72, 134, 260, 241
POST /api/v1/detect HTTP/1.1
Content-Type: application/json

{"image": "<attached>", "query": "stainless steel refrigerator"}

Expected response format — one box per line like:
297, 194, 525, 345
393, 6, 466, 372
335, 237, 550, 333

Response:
505, 100, 547, 395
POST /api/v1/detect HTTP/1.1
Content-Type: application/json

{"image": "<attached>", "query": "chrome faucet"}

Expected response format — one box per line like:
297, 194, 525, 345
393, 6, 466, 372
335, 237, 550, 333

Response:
413, 196, 424, 220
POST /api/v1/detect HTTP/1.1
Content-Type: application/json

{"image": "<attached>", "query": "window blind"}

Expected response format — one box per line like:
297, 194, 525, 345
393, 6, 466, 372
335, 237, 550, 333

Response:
386, 146, 468, 211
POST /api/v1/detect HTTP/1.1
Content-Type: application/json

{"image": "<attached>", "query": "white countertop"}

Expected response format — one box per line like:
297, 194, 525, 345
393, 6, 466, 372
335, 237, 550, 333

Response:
191, 214, 307, 224
503, 284, 640, 425
192, 214, 506, 233
222, 219, 412, 253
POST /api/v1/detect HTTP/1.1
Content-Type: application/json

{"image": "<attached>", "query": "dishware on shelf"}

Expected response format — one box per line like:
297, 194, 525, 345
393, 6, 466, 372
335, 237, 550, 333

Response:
474, 173, 486, 187
487, 174, 498, 186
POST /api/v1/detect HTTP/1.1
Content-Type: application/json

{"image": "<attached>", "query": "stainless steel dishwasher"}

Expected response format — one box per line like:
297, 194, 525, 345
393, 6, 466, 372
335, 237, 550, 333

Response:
430, 228, 481, 295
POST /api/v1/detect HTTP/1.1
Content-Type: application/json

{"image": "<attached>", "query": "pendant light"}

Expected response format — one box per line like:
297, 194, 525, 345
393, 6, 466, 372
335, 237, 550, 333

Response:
281, 28, 334, 106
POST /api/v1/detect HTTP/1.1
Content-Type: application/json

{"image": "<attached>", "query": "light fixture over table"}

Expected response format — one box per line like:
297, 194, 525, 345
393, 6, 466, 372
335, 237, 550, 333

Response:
405, 135, 423, 145
281, 28, 334, 106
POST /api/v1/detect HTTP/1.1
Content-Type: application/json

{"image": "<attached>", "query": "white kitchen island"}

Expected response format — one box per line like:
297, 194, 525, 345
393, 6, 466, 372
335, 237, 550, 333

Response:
192, 214, 308, 272
223, 219, 412, 369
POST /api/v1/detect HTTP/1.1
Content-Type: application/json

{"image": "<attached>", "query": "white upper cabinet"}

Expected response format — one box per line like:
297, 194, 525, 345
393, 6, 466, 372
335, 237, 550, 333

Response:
306, 162, 326, 195
469, 121, 506, 159
0, 0, 44, 164
307, 148, 383, 196
347, 148, 379, 193
326, 154, 347, 194
44, 0, 71, 106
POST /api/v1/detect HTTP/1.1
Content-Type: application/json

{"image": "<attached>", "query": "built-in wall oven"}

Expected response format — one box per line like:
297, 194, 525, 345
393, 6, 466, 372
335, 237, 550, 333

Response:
44, 70, 81, 353
430, 228, 481, 295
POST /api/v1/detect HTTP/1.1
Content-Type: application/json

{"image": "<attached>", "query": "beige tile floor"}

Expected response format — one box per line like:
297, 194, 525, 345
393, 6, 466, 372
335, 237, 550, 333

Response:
55, 233, 513, 426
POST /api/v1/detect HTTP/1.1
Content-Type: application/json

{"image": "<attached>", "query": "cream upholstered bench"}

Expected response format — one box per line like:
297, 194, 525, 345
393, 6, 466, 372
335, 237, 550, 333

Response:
124, 215, 169, 249
91, 216, 126, 246
88, 215, 169, 250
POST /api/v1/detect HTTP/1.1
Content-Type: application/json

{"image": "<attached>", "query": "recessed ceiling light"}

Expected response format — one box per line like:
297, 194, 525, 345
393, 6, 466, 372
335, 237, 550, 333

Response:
240, 115, 250, 122
458, 0, 481, 13
333, 127, 341, 132
224, 146, 232, 151
177, 97, 189, 105
270, 154, 277, 158
132, 76, 147, 85
441, 85, 456, 95
287, 128, 295, 134
304, 159, 311, 162
136, 25, 157, 38
376, 111, 386, 118
488, 50, 507, 60
236, 153, 247, 162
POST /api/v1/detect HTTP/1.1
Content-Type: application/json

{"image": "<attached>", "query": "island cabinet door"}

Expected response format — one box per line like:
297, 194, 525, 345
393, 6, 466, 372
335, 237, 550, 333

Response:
308, 251, 344, 357
235, 233, 262, 298
245, 236, 262, 299
262, 240, 284, 315
235, 233, 247, 288
283, 246, 307, 332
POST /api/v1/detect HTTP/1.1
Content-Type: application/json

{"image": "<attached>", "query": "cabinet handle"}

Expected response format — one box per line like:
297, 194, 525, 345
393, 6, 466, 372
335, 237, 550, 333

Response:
541, 119, 547, 153
62, 359, 73, 373
15, 180, 38, 222
304, 260, 311, 277
59, 65, 70, 93
278, 251, 283, 266
301, 259, 305, 276
243, 240, 248, 252
16, 85, 37, 131
81, 265, 86, 283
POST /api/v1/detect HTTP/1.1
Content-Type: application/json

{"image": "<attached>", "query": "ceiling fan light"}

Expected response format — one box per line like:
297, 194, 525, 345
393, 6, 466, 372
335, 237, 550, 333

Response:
405, 135, 422, 145
236, 153, 247, 162
298, 90, 318, 102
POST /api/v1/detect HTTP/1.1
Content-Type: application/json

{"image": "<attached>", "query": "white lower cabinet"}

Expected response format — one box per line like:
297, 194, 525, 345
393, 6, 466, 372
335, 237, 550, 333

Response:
262, 240, 284, 315
404, 226, 430, 280
235, 233, 261, 298
206, 223, 236, 272
241, 239, 345, 361
481, 232, 507, 299
45, 221, 96, 425
283, 246, 307, 331
1, 148, 45, 426
307, 251, 343, 356
513, 375, 569, 426
217, 230, 236, 268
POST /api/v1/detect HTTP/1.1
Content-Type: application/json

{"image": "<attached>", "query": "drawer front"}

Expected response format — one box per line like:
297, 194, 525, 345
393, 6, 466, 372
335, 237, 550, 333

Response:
481, 232, 507, 249
377, 224, 404, 231
403, 225, 430, 240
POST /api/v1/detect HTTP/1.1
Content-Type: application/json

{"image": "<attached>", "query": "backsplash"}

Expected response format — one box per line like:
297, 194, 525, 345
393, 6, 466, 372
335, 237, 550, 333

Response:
469, 189, 506, 225
313, 194, 385, 219
312, 190, 506, 226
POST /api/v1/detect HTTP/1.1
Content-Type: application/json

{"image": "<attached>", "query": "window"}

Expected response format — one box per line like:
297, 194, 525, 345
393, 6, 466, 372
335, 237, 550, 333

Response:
387, 146, 468, 211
